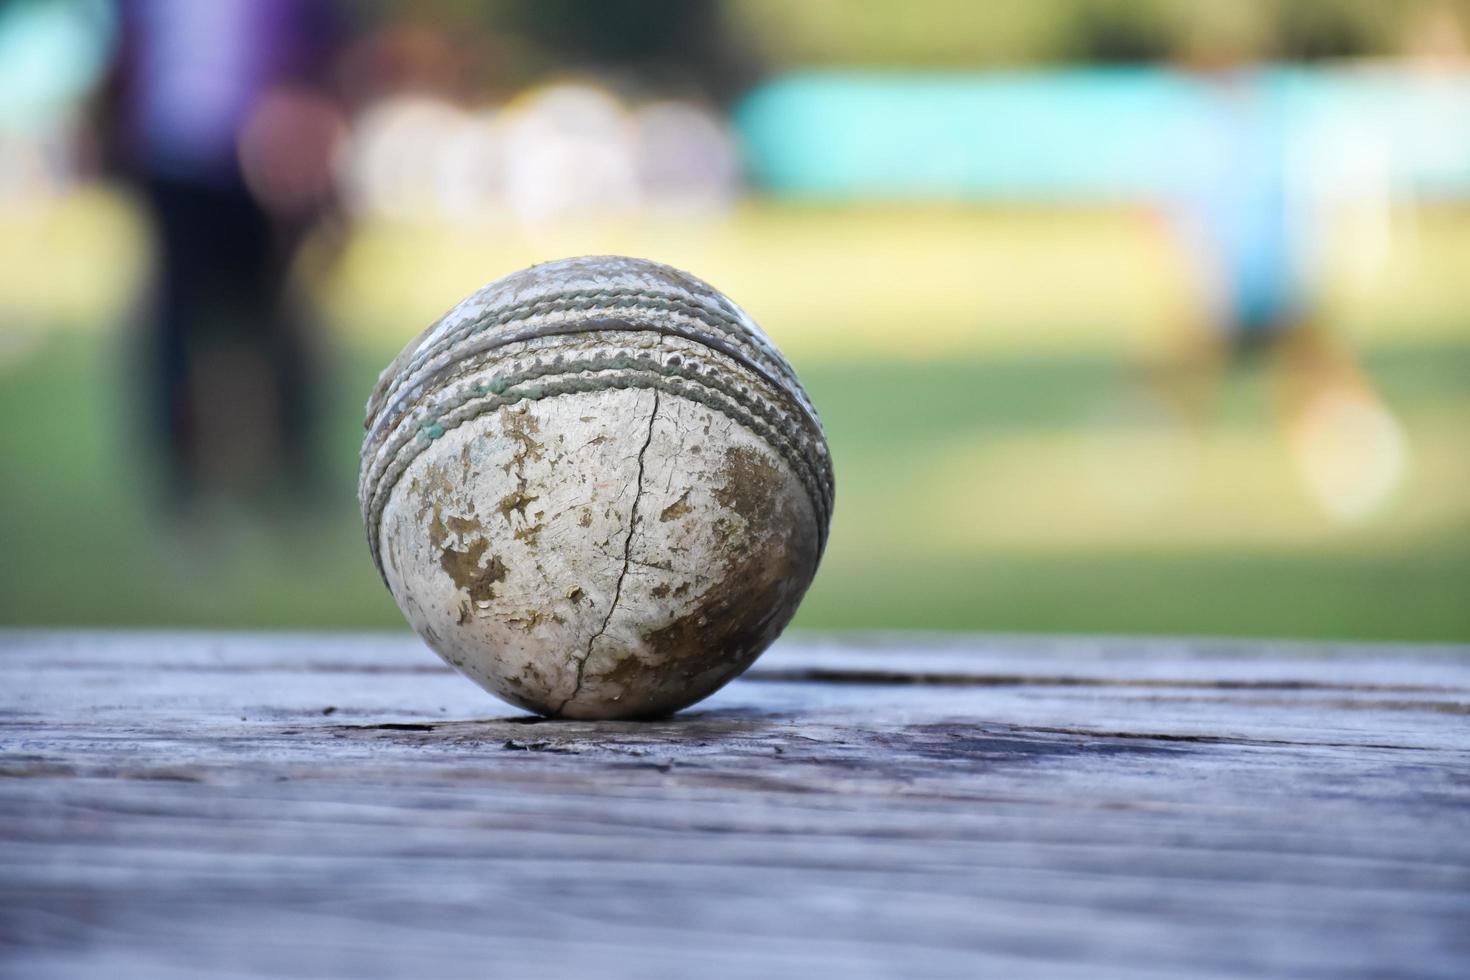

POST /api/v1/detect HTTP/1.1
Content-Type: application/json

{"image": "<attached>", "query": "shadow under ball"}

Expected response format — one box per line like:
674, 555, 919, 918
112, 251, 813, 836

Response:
360, 256, 834, 719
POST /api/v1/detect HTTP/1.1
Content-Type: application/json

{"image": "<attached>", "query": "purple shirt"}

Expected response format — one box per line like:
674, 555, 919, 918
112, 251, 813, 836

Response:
121, 0, 336, 183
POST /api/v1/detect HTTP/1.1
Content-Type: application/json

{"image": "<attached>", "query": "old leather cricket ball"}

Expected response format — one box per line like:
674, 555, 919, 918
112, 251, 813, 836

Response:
359, 256, 833, 719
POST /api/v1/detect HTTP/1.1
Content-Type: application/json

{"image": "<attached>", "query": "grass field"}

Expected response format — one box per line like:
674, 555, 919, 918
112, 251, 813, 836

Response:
2, 195, 1468, 640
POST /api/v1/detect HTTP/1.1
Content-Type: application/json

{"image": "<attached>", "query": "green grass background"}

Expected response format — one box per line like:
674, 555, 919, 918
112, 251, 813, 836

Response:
2, 196, 1467, 640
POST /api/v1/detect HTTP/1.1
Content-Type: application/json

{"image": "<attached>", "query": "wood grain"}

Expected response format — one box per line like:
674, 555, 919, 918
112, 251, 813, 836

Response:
1, 630, 1467, 979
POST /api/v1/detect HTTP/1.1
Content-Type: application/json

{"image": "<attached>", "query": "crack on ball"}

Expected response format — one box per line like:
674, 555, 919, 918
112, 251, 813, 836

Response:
555, 389, 661, 716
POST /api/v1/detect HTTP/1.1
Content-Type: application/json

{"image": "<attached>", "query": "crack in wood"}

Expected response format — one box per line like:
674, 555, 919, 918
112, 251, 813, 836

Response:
742, 667, 1468, 695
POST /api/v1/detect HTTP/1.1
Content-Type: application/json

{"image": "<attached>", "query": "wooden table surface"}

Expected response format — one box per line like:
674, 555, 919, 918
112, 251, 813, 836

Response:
1, 630, 1467, 979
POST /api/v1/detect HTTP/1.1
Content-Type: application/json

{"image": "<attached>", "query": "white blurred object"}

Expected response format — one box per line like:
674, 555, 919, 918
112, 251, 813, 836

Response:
632, 100, 741, 217
498, 83, 638, 228
343, 95, 469, 223
1300, 89, 1396, 290
342, 84, 749, 228
1291, 387, 1409, 524
436, 109, 502, 227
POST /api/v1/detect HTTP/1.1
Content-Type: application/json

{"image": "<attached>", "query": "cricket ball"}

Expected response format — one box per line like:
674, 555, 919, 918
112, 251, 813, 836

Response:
359, 256, 833, 719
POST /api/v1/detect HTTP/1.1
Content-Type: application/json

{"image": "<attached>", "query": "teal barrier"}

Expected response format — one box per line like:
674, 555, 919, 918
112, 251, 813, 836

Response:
735, 68, 1470, 200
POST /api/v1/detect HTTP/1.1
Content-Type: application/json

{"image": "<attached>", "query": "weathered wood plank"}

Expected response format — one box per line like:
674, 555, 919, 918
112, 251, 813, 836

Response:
1, 630, 1467, 979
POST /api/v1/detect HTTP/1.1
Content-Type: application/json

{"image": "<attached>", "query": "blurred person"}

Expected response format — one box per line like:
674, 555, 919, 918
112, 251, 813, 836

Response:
103, 0, 347, 508
1148, 4, 1408, 522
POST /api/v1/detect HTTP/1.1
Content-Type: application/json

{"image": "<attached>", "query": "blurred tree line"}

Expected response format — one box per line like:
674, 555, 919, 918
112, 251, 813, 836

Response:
358, 0, 1466, 109
729, 0, 1467, 66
